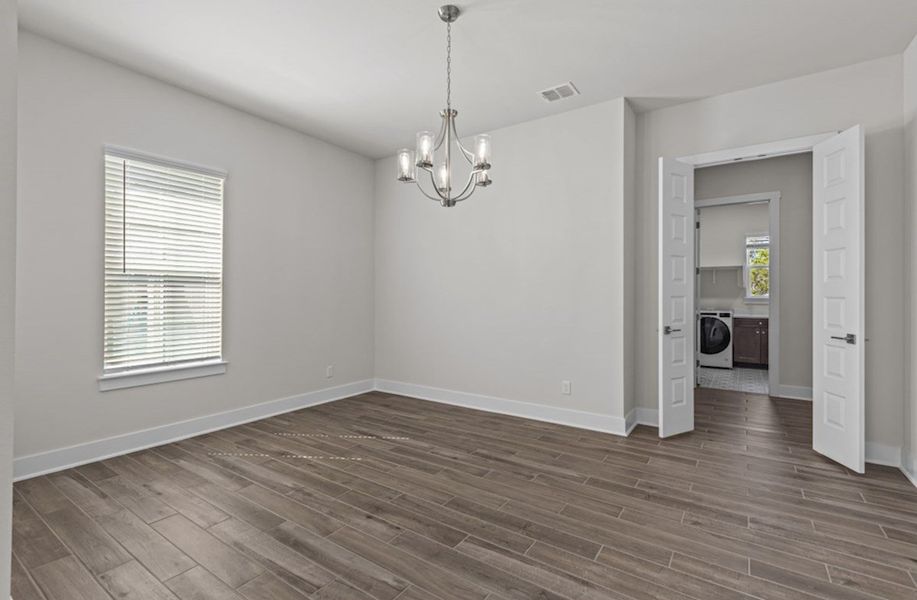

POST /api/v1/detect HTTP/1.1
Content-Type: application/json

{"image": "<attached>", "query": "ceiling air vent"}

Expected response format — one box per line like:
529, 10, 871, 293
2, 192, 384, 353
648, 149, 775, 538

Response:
539, 81, 580, 103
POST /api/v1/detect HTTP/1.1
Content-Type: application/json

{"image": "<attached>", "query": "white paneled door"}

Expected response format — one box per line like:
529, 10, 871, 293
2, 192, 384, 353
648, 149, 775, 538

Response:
658, 157, 695, 438
812, 125, 865, 473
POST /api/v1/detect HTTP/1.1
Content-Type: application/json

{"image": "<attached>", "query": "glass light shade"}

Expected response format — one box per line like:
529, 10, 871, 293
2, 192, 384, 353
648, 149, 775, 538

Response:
416, 131, 435, 167
473, 134, 492, 169
396, 149, 416, 182
476, 169, 492, 187
435, 163, 451, 192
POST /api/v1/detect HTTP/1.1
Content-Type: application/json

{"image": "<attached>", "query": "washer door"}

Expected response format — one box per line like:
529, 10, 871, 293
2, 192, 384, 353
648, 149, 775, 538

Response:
700, 317, 731, 355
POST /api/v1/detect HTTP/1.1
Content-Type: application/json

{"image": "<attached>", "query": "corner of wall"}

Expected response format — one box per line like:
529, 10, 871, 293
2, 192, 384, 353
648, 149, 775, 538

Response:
903, 32, 917, 488
0, 0, 15, 595
370, 159, 381, 383
622, 98, 638, 416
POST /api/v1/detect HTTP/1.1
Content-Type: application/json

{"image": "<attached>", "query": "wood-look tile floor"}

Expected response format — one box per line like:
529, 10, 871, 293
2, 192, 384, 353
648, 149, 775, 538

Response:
11, 388, 917, 600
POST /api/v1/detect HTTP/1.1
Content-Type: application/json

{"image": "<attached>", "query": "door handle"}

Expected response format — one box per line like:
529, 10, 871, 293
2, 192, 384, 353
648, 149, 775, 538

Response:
830, 333, 856, 345
663, 326, 681, 335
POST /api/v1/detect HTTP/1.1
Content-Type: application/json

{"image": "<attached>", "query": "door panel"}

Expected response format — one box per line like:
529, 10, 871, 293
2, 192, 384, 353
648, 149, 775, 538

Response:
658, 158, 695, 437
812, 125, 864, 473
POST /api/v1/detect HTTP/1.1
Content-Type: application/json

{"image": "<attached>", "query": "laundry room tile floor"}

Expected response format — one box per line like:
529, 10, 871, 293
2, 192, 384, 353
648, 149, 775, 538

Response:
698, 366, 769, 394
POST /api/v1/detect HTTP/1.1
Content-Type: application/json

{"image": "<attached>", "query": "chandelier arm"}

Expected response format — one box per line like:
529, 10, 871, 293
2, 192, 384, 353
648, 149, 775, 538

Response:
433, 114, 448, 150
456, 142, 476, 164
452, 187, 476, 203
449, 118, 477, 163
450, 170, 479, 203
426, 165, 452, 203
414, 177, 447, 203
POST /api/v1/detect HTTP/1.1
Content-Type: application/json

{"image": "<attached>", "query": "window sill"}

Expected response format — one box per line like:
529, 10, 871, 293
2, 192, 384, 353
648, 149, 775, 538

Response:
744, 297, 770, 304
99, 360, 227, 392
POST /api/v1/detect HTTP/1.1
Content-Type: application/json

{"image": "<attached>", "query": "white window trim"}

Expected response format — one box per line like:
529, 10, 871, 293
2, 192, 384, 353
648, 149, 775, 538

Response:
744, 233, 770, 303
99, 359, 227, 392
104, 144, 228, 179
100, 145, 228, 390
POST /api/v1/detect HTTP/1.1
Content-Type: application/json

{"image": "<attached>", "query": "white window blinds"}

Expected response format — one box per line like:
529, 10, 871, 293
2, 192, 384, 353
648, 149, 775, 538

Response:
104, 151, 225, 373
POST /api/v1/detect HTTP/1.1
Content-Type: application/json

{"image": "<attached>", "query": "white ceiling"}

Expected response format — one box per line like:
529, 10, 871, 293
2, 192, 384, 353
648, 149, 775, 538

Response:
18, 0, 917, 158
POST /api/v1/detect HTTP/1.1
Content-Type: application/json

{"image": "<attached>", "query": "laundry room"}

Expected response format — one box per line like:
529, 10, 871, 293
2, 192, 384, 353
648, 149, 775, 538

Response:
694, 153, 813, 399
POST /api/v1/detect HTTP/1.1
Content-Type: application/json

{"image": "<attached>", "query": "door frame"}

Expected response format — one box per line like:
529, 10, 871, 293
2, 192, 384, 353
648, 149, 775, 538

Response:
694, 192, 781, 397
658, 130, 838, 437
677, 132, 836, 168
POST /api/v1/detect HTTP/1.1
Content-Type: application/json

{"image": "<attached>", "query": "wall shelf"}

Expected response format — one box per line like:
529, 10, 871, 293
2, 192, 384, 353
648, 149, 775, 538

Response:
698, 265, 743, 286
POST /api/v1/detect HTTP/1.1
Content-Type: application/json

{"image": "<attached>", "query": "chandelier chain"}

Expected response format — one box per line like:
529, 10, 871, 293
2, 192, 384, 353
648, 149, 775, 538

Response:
446, 21, 452, 109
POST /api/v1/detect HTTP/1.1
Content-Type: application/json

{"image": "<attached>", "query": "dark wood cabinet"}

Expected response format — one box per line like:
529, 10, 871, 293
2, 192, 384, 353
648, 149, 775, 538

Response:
733, 317, 768, 366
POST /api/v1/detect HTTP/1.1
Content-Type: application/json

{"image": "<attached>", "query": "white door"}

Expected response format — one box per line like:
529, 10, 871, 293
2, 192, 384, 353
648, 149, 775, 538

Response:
658, 157, 695, 437
812, 125, 865, 473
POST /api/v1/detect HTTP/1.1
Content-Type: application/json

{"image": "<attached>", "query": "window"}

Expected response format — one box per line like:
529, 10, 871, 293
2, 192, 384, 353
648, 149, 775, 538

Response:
102, 149, 225, 387
744, 234, 770, 301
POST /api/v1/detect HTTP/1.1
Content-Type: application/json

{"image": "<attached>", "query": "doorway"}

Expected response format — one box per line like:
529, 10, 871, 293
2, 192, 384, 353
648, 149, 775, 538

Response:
657, 127, 866, 472
695, 192, 779, 397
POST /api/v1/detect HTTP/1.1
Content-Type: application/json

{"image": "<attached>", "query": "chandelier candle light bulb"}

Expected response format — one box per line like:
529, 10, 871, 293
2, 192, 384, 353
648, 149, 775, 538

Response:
473, 134, 492, 169
436, 163, 451, 192
396, 5, 493, 207
397, 149, 416, 182
416, 131, 435, 167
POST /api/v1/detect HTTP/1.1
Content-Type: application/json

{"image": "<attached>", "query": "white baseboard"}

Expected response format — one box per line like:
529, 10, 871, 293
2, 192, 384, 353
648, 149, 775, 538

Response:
624, 408, 637, 434
901, 460, 917, 490
374, 379, 629, 437
12, 376, 910, 487
13, 379, 375, 481
634, 407, 659, 428
772, 385, 813, 401
865, 442, 902, 468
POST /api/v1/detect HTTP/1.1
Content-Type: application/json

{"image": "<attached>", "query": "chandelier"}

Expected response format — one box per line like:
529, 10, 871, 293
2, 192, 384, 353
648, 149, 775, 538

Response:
395, 4, 492, 207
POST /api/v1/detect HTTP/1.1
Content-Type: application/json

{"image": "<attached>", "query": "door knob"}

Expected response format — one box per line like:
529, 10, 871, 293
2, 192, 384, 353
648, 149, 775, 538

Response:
663, 326, 681, 335
830, 333, 856, 345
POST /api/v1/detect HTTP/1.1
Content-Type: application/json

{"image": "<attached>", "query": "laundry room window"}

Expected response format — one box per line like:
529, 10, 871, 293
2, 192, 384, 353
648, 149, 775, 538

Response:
744, 234, 770, 301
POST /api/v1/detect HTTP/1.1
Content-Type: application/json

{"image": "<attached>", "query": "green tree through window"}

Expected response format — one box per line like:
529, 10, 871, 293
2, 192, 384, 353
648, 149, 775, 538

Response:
745, 236, 769, 300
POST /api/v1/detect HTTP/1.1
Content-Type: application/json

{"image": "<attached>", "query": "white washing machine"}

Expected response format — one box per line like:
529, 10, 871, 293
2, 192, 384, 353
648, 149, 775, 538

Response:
698, 310, 733, 368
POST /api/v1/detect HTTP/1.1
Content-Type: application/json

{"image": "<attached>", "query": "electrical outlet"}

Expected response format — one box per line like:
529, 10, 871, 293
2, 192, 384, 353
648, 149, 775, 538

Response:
326, 365, 334, 379
561, 380, 571, 395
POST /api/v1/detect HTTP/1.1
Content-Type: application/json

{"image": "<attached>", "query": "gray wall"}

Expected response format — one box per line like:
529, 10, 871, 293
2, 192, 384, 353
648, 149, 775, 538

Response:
695, 154, 813, 388
0, 0, 14, 594
374, 98, 636, 427
15, 34, 376, 460
904, 34, 917, 479
635, 55, 906, 455
697, 202, 770, 268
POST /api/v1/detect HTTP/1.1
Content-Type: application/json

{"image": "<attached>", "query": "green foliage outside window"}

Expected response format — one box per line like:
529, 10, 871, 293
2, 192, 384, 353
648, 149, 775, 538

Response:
747, 247, 769, 266
749, 267, 769, 297
745, 238, 769, 298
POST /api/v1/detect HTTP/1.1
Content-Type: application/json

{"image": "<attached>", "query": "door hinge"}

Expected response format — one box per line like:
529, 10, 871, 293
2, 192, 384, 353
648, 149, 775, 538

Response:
695, 222, 700, 229
696, 267, 700, 275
